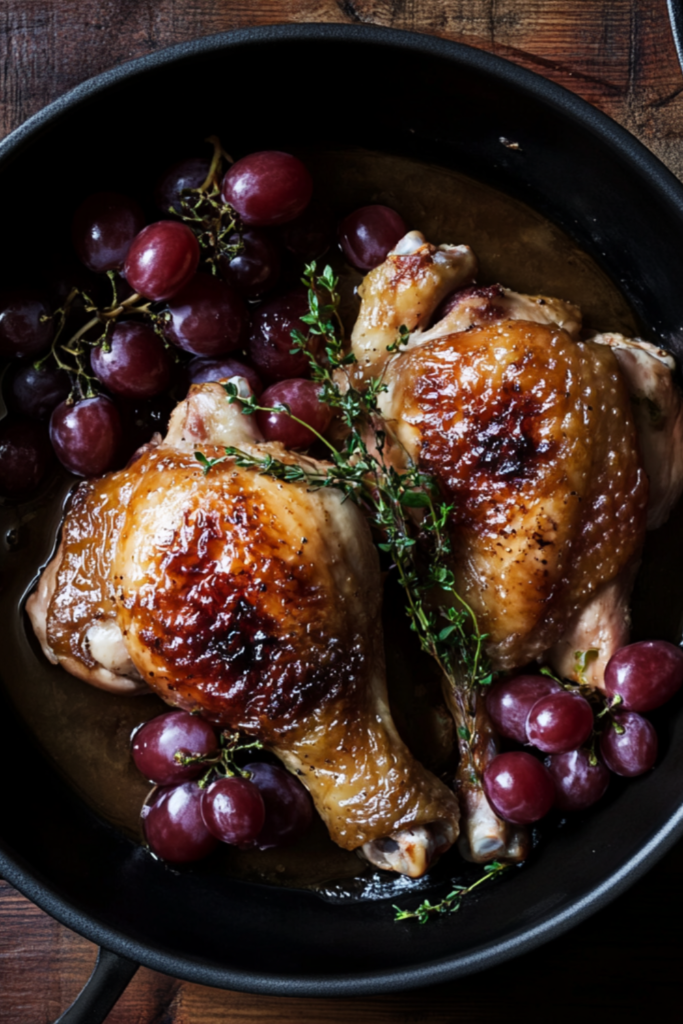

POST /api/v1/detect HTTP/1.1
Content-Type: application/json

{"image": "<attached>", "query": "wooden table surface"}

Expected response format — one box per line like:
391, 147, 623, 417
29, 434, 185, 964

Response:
2, 2, 683, 1021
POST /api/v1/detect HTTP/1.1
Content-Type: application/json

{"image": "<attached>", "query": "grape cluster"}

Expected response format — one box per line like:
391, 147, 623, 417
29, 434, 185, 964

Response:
483, 640, 683, 824
133, 710, 312, 863
1, 139, 408, 497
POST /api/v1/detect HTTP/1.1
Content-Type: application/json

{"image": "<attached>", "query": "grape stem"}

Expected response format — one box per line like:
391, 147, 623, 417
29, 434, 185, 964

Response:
173, 729, 264, 788
200, 134, 234, 192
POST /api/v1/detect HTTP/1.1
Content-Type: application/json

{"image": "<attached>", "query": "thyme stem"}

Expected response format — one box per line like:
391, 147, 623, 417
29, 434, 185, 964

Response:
393, 861, 509, 923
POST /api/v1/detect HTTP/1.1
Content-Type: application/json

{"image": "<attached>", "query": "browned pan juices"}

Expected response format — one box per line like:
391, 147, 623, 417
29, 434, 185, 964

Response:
0, 148, 649, 890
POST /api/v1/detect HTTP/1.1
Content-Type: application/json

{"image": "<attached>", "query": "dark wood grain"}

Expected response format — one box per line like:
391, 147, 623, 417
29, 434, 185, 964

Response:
2, 2, 683, 1021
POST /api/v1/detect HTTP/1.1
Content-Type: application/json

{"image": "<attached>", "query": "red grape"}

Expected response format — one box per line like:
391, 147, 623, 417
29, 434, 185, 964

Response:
49, 396, 122, 476
0, 290, 54, 359
605, 640, 683, 712
219, 229, 281, 299
487, 674, 563, 744
257, 379, 332, 448
154, 156, 211, 215
221, 151, 313, 226
338, 205, 408, 271
243, 762, 313, 849
71, 192, 145, 274
247, 287, 312, 382
279, 198, 336, 260
200, 777, 266, 846
117, 394, 174, 462
526, 691, 594, 754
0, 418, 52, 496
91, 322, 172, 398
124, 221, 200, 301
187, 356, 263, 396
163, 273, 248, 356
483, 752, 556, 825
131, 710, 218, 786
45, 253, 105, 308
599, 712, 658, 777
546, 749, 610, 811
142, 781, 218, 863
6, 362, 70, 421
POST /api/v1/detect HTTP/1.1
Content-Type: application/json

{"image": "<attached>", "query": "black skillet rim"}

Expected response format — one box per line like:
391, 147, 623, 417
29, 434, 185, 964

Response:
2, 21, 683, 996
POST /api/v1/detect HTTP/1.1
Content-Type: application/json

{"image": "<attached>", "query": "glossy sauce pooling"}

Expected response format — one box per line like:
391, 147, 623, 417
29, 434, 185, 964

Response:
114, 447, 364, 737
396, 320, 649, 666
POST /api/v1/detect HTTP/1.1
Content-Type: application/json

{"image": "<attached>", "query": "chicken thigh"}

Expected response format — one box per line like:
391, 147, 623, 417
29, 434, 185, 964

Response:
27, 380, 460, 877
355, 233, 648, 673
349, 231, 654, 858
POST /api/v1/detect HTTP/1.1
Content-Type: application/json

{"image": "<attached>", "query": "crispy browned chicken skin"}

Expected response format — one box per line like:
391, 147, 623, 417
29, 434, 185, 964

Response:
381, 318, 649, 670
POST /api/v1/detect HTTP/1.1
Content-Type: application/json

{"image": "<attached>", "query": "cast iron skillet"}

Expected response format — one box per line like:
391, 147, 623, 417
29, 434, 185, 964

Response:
2, 23, 683, 1023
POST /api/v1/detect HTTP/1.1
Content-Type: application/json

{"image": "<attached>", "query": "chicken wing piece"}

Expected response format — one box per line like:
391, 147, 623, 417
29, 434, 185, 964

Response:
350, 230, 477, 380
28, 379, 460, 876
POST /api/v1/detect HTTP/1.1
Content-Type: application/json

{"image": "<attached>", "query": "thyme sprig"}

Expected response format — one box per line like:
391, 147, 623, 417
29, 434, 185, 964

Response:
173, 728, 264, 788
393, 861, 509, 923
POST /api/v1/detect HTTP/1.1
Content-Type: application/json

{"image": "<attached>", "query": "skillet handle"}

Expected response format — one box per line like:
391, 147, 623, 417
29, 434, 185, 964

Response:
54, 946, 139, 1024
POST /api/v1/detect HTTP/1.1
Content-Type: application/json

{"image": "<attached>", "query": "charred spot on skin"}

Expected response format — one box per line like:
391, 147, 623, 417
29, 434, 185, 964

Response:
128, 492, 362, 731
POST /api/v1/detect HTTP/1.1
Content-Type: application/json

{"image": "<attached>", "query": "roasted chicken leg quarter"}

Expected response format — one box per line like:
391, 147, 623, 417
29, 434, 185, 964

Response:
349, 230, 652, 858
27, 380, 460, 877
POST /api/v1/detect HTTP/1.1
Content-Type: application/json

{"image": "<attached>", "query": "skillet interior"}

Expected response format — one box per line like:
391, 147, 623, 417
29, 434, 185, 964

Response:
1, 24, 683, 995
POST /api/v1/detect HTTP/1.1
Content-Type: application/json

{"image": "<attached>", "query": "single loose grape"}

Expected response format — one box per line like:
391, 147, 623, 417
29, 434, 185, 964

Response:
483, 751, 556, 824
219, 229, 281, 299
132, 710, 219, 786
599, 712, 658, 777
0, 290, 54, 359
124, 221, 200, 301
200, 777, 266, 846
6, 362, 70, 421
117, 394, 175, 463
50, 396, 122, 476
526, 691, 594, 754
546, 749, 610, 811
164, 273, 248, 356
71, 192, 145, 273
605, 640, 683, 712
91, 322, 172, 398
486, 674, 563, 744
0, 418, 52, 496
221, 151, 313, 226
243, 762, 313, 849
154, 156, 211, 215
142, 781, 218, 863
256, 379, 332, 448
338, 205, 407, 270
247, 287, 312, 382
